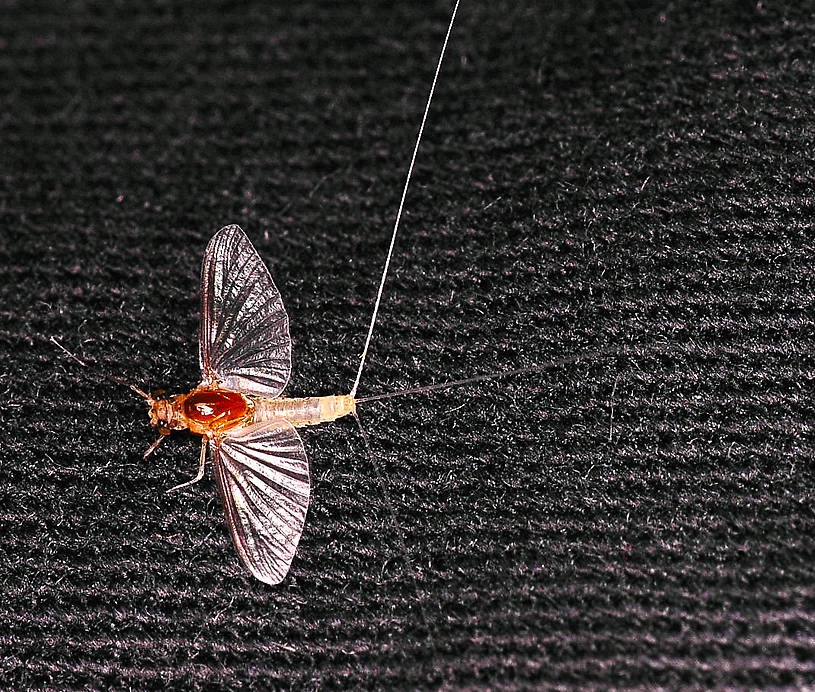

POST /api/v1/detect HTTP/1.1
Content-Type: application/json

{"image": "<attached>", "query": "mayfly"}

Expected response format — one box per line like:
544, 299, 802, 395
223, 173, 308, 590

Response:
51, 2, 461, 586
54, 0, 583, 585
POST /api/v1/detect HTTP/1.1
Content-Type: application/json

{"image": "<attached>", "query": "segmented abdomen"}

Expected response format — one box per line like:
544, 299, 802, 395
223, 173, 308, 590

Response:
252, 395, 355, 427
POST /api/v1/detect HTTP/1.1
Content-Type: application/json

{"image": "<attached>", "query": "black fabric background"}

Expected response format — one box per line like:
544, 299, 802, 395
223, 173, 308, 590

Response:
2, 0, 813, 689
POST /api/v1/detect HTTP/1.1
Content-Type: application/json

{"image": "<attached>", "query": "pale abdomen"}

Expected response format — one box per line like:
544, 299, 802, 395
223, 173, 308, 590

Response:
251, 394, 356, 427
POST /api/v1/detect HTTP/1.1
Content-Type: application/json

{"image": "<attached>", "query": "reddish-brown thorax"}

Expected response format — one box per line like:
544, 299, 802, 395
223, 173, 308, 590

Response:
149, 387, 254, 436
183, 389, 250, 429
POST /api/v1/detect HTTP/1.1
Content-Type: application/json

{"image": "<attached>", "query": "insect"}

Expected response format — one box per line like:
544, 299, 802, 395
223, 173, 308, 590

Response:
53, 0, 567, 585
51, 2, 461, 586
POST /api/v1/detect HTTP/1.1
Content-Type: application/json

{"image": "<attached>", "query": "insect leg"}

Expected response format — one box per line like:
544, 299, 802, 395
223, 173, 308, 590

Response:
166, 437, 208, 493
143, 430, 169, 458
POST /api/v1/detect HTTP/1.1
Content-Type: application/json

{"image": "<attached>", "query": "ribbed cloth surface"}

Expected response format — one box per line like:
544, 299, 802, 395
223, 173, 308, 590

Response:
1, 0, 813, 689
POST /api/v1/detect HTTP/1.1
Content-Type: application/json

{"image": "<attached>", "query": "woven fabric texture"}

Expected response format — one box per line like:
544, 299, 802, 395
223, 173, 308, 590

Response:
2, 0, 813, 689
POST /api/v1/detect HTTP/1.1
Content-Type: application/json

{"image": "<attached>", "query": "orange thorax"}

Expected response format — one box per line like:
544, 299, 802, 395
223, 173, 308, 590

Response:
182, 388, 253, 434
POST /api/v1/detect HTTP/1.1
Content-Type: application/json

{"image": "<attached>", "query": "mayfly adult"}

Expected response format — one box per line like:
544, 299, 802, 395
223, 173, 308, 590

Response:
51, 1, 462, 586
52, 0, 626, 585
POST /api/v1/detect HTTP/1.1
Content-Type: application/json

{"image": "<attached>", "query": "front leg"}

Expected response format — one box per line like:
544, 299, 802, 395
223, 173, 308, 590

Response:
167, 436, 208, 493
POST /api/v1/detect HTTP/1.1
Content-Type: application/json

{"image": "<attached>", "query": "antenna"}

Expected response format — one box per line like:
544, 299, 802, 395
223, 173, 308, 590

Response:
350, 0, 461, 399
50, 337, 151, 400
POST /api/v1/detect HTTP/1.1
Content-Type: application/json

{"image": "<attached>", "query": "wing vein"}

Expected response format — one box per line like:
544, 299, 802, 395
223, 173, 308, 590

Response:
199, 225, 292, 397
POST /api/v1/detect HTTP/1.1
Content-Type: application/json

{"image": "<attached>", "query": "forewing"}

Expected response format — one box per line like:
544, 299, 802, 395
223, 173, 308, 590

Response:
212, 421, 310, 585
200, 224, 291, 397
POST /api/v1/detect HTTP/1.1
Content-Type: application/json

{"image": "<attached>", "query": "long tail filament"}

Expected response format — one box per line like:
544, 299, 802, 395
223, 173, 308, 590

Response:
356, 343, 673, 404
351, 0, 461, 399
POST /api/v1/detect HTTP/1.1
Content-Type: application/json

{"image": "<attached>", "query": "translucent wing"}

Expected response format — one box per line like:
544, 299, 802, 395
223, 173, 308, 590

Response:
200, 225, 291, 397
212, 421, 310, 585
